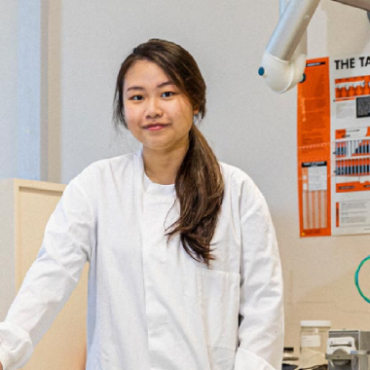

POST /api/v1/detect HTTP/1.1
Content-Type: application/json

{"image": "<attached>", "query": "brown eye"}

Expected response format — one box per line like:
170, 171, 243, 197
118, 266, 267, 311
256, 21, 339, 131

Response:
162, 92, 175, 98
130, 95, 143, 101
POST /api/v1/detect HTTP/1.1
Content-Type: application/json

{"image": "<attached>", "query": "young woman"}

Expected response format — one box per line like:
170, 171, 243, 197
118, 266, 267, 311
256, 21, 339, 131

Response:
0, 39, 284, 370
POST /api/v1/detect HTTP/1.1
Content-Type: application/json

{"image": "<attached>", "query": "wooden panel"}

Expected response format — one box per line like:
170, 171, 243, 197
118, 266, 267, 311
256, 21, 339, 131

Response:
10, 180, 88, 370
16, 185, 63, 286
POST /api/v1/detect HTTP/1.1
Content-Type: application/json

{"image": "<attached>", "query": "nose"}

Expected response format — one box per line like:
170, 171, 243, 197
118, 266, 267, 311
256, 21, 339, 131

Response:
146, 97, 163, 119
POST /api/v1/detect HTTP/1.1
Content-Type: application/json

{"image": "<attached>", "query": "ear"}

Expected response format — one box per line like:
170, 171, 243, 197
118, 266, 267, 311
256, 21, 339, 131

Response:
193, 107, 199, 115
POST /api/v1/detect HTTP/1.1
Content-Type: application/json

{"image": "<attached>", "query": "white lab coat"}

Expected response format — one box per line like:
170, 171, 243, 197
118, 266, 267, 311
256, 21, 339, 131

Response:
0, 149, 284, 370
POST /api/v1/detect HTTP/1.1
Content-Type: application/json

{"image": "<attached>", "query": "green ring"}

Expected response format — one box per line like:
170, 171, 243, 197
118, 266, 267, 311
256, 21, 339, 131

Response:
355, 255, 370, 304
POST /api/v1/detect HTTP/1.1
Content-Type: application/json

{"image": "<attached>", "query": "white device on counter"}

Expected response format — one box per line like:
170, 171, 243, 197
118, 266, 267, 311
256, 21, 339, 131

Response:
326, 330, 370, 370
259, 0, 370, 93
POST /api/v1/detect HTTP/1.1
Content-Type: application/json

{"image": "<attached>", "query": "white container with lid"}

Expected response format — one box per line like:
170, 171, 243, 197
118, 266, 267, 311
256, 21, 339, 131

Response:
300, 320, 331, 368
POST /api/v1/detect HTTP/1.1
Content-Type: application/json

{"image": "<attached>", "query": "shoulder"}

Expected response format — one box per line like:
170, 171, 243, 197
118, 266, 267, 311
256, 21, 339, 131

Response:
68, 151, 141, 195
218, 161, 270, 220
219, 161, 260, 196
219, 161, 252, 184
83, 151, 139, 174
75, 151, 139, 180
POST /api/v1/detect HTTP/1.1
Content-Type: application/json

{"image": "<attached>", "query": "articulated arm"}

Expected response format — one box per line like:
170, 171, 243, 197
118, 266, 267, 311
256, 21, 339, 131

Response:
259, 0, 370, 94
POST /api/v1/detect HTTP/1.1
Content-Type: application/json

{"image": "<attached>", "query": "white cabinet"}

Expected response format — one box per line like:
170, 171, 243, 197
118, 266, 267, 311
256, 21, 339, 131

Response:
0, 179, 88, 369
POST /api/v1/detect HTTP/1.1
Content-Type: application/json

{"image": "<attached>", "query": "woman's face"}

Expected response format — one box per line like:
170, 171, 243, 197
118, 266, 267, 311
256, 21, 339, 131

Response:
123, 60, 198, 152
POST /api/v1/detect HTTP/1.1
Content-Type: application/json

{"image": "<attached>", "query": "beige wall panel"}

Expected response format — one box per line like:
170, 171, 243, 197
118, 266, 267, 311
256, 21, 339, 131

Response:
16, 185, 64, 286
1, 180, 88, 369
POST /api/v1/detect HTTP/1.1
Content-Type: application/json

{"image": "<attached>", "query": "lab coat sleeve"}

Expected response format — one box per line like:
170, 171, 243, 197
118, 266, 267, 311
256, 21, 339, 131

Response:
234, 185, 284, 370
0, 171, 97, 370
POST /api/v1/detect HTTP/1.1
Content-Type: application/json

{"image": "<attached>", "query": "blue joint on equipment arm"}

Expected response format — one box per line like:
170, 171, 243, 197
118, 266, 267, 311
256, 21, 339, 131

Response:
258, 67, 265, 76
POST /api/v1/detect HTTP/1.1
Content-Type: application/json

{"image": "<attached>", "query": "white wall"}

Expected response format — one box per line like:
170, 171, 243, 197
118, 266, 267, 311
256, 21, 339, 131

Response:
54, 0, 370, 354
2, 0, 370, 358
55, 0, 286, 182
0, 1, 18, 179
286, 1, 370, 350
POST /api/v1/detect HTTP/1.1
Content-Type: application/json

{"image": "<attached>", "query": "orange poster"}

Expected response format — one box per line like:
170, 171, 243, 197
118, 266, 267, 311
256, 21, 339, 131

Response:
298, 55, 370, 237
297, 58, 331, 237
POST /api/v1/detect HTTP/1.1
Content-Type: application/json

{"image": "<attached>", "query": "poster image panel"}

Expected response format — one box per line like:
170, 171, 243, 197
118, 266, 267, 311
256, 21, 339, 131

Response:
297, 54, 370, 237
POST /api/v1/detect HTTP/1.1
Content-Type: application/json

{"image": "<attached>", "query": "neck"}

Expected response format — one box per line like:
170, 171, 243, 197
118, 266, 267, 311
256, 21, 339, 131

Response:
143, 144, 188, 185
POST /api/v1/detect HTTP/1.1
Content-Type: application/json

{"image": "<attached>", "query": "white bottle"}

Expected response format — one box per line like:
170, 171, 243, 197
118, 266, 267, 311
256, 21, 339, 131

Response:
300, 320, 331, 368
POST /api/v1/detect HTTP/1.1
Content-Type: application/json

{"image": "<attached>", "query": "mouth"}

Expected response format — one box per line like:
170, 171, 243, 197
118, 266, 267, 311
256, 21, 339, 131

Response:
143, 123, 170, 131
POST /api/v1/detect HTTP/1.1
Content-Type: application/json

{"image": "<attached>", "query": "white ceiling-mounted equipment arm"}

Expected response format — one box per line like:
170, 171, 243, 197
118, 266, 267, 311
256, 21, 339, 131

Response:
258, 0, 320, 94
259, 0, 370, 94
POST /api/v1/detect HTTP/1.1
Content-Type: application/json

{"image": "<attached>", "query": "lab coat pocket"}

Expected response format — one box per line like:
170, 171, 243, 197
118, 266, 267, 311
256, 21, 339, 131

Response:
196, 268, 240, 351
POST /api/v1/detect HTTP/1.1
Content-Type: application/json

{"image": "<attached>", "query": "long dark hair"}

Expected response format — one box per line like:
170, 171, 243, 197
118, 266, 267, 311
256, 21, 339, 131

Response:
113, 39, 224, 267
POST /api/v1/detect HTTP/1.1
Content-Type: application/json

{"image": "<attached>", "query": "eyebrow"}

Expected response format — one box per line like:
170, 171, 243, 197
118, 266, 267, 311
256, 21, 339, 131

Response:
126, 81, 175, 92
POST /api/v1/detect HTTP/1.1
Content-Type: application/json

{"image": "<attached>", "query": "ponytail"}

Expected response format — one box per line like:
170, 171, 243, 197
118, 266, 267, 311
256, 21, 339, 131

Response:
166, 124, 224, 267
